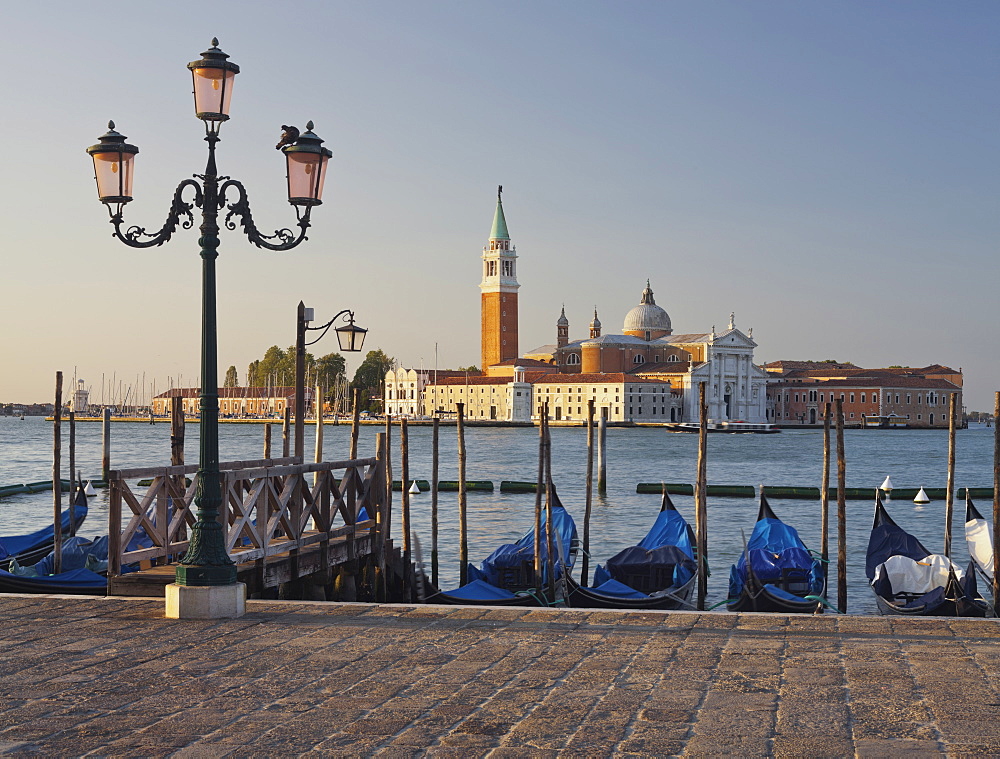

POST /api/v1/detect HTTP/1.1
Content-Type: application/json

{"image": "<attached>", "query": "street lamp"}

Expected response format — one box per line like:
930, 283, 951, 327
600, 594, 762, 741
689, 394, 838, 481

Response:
295, 303, 367, 458
87, 39, 333, 590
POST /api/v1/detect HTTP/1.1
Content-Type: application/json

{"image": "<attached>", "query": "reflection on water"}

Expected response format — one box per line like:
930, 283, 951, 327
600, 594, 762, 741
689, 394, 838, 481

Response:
1, 416, 994, 613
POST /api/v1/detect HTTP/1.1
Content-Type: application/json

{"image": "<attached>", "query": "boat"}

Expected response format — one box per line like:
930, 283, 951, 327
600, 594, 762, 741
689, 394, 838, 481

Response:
866, 496, 989, 617
727, 494, 826, 613
425, 485, 578, 606
665, 421, 780, 434
964, 496, 994, 587
567, 488, 697, 610
0, 486, 89, 570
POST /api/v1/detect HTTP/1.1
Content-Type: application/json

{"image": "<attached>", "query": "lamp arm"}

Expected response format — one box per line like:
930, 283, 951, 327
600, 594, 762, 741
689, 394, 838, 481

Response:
219, 179, 311, 251
305, 309, 353, 347
110, 179, 202, 248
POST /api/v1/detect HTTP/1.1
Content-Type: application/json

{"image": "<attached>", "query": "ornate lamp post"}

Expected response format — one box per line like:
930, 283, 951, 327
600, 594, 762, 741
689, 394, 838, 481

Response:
87, 39, 333, 590
294, 305, 367, 458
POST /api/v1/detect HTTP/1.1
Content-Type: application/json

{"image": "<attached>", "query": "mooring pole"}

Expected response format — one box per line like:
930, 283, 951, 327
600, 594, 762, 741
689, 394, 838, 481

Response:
101, 407, 111, 483
400, 418, 411, 600
383, 415, 393, 541
993, 391, 999, 606
545, 413, 556, 602
835, 398, 848, 613
68, 409, 76, 537
821, 401, 831, 581
457, 403, 468, 585
944, 392, 957, 558
431, 416, 440, 588
597, 411, 607, 495
314, 384, 325, 487
534, 403, 545, 584
53, 372, 63, 575
582, 399, 595, 586
375, 432, 387, 601
282, 406, 291, 458
696, 381, 708, 610
350, 387, 361, 460
263, 423, 272, 459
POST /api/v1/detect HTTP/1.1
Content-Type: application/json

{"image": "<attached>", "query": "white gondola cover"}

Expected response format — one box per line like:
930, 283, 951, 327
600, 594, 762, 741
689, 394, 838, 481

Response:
873, 554, 963, 596
965, 516, 995, 579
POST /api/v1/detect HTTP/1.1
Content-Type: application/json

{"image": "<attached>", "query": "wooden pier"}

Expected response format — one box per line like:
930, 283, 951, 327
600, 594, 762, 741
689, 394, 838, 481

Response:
106, 446, 398, 599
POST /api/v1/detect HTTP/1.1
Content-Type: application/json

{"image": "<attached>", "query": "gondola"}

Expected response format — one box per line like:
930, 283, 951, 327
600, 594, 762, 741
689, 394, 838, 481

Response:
425, 485, 578, 606
0, 485, 89, 570
867, 496, 989, 617
727, 494, 826, 613
567, 488, 697, 610
964, 495, 995, 587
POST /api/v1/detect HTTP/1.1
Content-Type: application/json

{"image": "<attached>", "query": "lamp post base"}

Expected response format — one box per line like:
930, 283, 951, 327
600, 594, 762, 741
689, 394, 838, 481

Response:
165, 582, 246, 619
175, 563, 238, 586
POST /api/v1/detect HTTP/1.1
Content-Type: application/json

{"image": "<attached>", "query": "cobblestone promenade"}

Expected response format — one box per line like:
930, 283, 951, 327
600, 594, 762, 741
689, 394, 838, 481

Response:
0, 596, 997, 756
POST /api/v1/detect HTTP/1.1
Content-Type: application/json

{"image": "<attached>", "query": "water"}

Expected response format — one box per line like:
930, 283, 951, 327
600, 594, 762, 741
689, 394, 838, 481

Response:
1, 415, 995, 613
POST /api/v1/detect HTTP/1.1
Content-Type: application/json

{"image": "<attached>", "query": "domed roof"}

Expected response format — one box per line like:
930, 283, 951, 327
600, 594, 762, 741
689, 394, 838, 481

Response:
556, 306, 569, 327
623, 281, 671, 334
590, 308, 601, 329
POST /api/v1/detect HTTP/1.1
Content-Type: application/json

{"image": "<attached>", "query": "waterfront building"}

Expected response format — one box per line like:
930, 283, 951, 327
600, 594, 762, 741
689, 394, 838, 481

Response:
764, 362, 963, 427
69, 379, 89, 414
384, 368, 475, 417
152, 386, 314, 417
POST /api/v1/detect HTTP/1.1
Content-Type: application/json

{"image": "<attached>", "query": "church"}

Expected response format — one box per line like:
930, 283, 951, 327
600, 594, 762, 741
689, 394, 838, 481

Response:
388, 189, 771, 424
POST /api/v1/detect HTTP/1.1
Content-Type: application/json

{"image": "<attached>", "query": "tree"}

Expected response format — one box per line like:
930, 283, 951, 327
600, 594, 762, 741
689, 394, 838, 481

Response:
352, 349, 394, 412
315, 352, 346, 389
224, 366, 239, 388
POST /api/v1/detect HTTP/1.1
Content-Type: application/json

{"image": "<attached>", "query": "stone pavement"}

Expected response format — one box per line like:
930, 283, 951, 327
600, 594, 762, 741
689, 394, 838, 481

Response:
0, 597, 997, 757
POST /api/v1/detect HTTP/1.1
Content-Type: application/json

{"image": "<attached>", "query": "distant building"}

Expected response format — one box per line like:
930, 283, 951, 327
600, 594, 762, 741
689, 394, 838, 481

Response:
152, 387, 314, 417
69, 379, 89, 414
384, 368, 476, 417
764, 363, 963, 427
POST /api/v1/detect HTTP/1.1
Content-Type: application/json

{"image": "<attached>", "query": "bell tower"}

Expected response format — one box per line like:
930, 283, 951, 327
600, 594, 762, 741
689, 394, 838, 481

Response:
480, 186, 519, 370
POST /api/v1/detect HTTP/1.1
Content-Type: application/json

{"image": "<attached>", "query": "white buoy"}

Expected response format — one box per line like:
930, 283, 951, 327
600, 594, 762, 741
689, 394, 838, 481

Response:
913, 487, 930, 504
880, 475, 894, 494
408, 480, 421, 495
84, 481, 97, 497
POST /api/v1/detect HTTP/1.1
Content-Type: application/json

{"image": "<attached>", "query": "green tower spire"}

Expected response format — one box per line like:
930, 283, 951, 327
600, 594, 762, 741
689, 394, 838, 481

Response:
490, 184, 510, 240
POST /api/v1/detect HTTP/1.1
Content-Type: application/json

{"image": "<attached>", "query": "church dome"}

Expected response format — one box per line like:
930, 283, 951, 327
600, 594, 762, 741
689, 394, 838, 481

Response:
556, 306, 569, 327
622, 281, 671, 336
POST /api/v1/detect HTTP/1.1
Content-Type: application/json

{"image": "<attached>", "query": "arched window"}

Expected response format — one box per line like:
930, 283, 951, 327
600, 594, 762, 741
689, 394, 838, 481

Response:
667, 355, 678, 363
566, 354, 581, 365
633, 355, 645, 364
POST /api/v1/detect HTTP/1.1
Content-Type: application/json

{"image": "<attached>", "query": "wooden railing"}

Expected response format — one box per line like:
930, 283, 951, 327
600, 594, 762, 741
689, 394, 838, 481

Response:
107, 453, 387, 581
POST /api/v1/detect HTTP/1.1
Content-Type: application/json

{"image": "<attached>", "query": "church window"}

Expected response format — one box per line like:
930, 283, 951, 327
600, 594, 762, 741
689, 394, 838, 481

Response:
633, 355, 645, 364
668, 355, 678, 362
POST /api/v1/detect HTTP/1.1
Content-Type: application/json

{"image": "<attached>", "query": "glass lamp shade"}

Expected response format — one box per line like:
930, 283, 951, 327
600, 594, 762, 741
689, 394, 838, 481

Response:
282, 121, 333, 205
336, 321, 367, 352
86, 122, 139, 204
187, 38, 240, 122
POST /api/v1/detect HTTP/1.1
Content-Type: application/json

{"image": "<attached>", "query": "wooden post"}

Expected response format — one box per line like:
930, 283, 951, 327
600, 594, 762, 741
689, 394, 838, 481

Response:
400, 418, 411, 600
375, 432, 388, 601
835, 398, 848, 613
695, 382, 708, 610
170, 396, 185, 467
582, 400, 595, 586
944, 392, 957, 557
457, 403, 468, 585
314, 384, 324, 487
263, 423, 272, 459
101, 407, 111, 483
545, 413, 556, 601
993, 391, 999, 606
53, 372, 64, 574
821, 402, 831, 582
597, 411, 607, 495
534, 403, 545, 584
384, 415, 393, 541
350, 387, 361, 460
282, 407, 291, 458
431, 417, 440, 588
68, 409, 76, 537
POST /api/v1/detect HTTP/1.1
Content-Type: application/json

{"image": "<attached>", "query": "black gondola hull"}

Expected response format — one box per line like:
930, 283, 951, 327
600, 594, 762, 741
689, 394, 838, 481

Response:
727, 584, 824, 614
566, 575, 696, 611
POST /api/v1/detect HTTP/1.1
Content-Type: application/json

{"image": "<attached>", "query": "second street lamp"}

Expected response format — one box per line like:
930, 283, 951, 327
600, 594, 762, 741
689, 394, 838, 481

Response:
87, 39, 333, 592
295, 304, 367, 459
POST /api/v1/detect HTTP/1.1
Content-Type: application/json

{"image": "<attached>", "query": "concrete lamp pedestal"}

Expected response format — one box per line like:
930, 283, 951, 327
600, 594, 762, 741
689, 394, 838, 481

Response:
165, 582, 247, 619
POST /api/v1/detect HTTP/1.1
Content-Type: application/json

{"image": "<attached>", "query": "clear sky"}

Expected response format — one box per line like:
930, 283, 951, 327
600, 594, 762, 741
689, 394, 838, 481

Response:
1, 1, 997, 409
